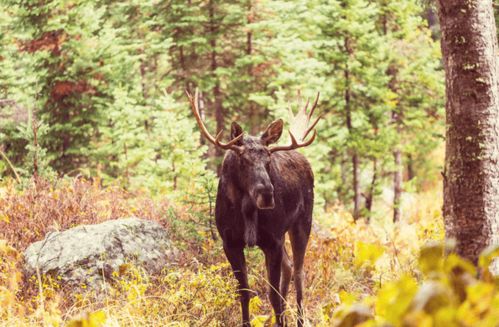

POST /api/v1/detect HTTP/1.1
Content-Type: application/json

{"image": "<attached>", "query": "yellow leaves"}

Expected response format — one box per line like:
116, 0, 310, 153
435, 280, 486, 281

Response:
332, 304, 373, 327
343, 241, 499, 327
113, 264, 149, 304
339, 290, 359, 306
251, 314, 272, 327
410, 281, 454, 314
445, 254, 477, 301
67, 310, 107, 327
403, 310, 433, 327
444, 254, 476, 277
249, 295, 263, 313
456, 282, 497, 326
0, 213, 9, 223
354, 241, 384, 269
0, 239, 19, 260
0, 240, 21, 295
418, 240, 456, 276
465, 282, 495, 315
0, 240, 26, 321
375, 275, 418, 324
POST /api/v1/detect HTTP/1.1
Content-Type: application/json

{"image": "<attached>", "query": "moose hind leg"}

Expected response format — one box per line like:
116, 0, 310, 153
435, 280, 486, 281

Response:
223, 245, 251, 327
289, 226, 310, 327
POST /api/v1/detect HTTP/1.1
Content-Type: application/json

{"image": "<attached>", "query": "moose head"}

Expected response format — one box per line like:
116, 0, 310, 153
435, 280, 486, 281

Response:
187, 89, 320, 211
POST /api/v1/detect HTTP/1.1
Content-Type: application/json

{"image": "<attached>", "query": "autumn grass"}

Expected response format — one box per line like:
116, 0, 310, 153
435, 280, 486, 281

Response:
3, 177, 494, 327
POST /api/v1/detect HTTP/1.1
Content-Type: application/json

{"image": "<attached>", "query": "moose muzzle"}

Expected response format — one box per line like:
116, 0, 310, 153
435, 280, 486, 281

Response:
254, 184, 275, 210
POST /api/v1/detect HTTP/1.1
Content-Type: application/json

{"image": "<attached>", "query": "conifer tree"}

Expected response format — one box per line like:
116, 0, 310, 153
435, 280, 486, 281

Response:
317, 0, 392, 219
377, 0, 444, 222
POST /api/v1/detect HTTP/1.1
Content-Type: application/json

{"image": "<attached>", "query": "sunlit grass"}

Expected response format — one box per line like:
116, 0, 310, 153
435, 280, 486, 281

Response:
2, 176, 495, 327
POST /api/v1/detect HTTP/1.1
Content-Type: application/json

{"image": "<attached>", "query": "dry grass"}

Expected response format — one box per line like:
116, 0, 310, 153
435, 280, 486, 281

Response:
0, 177, 445, 326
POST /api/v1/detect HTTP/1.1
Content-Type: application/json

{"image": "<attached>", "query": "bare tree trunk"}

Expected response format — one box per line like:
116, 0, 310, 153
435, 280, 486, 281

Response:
407, 154, 415, 181
351, 154, 361, 220
438, 0, 499, 263
344, 37, 361, 220
139, 49, 151, 136
425, 6, 440, 41
364, 158, 378, 222
393, 147, 402, 222
246, 1, 259, 135
172, 160, 177, 191
123, 142, 130, 188
339, 154, 348, 201
208, 0, 224, 171
385, 42, 403, 223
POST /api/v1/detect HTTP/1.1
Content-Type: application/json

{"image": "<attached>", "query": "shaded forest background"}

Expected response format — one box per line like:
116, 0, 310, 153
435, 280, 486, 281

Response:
1, 0, 450, 222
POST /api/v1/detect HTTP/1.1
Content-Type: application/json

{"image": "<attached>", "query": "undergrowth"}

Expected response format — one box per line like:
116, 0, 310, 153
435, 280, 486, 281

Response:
0, 178, 497, 326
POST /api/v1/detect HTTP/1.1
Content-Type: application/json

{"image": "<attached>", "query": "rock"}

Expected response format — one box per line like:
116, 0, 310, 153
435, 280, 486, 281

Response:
23, 218, 178, 289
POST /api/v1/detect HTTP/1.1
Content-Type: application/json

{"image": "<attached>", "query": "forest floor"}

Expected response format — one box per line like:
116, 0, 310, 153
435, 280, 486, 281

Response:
0, 177, 473, 326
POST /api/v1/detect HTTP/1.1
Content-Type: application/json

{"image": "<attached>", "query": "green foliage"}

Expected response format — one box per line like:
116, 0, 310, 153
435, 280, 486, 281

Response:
1, 0, 443, 215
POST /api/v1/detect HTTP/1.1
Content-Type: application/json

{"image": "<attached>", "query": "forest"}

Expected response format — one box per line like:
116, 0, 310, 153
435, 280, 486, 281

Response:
0, 0, 498, 326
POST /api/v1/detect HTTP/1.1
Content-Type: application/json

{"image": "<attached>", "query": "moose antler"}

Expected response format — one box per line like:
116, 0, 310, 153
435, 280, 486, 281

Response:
186, 88, 244, 153
269, 92, 321, 153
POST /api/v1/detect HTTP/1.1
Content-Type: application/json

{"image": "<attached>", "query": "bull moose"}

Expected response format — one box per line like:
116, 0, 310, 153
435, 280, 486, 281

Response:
187, 89, 321, 326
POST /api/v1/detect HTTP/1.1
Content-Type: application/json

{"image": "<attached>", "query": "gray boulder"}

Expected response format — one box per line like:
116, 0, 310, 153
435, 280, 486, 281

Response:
23, 218, 178, 289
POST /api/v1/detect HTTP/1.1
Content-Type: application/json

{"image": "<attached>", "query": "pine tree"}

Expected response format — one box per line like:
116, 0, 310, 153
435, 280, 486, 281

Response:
5, 0, 116, 172
377, 0, 444, 222
317, 0, 392, 219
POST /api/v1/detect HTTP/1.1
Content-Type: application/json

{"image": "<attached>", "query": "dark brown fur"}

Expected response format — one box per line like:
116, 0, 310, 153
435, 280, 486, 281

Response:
216, 123, 314, 327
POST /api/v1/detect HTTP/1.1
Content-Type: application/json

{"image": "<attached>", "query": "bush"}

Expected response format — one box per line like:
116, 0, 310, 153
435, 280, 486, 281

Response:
327, 242, 499, 327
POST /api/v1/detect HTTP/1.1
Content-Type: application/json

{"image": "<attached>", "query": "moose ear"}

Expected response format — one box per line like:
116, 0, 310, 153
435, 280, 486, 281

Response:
230, 122, 244, 145
261, 119, 284, 145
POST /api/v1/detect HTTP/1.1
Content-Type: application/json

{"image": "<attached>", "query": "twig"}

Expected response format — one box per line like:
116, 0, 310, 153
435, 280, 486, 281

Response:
0, 148, 21, 184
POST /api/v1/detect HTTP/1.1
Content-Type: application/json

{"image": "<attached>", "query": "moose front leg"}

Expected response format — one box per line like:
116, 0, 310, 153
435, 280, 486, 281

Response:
223, 244, 251, 326
264, 246, 286, 326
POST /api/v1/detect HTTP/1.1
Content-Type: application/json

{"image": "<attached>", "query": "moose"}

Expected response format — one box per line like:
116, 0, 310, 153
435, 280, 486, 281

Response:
187, 89, 321, 326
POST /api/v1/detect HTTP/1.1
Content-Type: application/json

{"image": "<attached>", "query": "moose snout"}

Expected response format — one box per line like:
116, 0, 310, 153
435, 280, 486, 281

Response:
254, 184, 275, 210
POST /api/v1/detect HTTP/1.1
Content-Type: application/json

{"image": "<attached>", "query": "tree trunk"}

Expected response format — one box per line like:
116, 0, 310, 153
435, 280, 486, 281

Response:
208, 0, 224, 162
364, 158, 378, 222
385, 37, 403, 223
437, 0, 499, 263
407, 154, 415, 181
352, 153, 361, 220
139, 49, 150, 136
393, 147, 402, 222
246, 1, 258, 135
343, 37, 361, 220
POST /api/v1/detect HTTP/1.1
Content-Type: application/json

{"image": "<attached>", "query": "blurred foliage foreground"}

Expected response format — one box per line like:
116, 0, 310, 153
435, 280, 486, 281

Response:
0, 178, 498, 327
